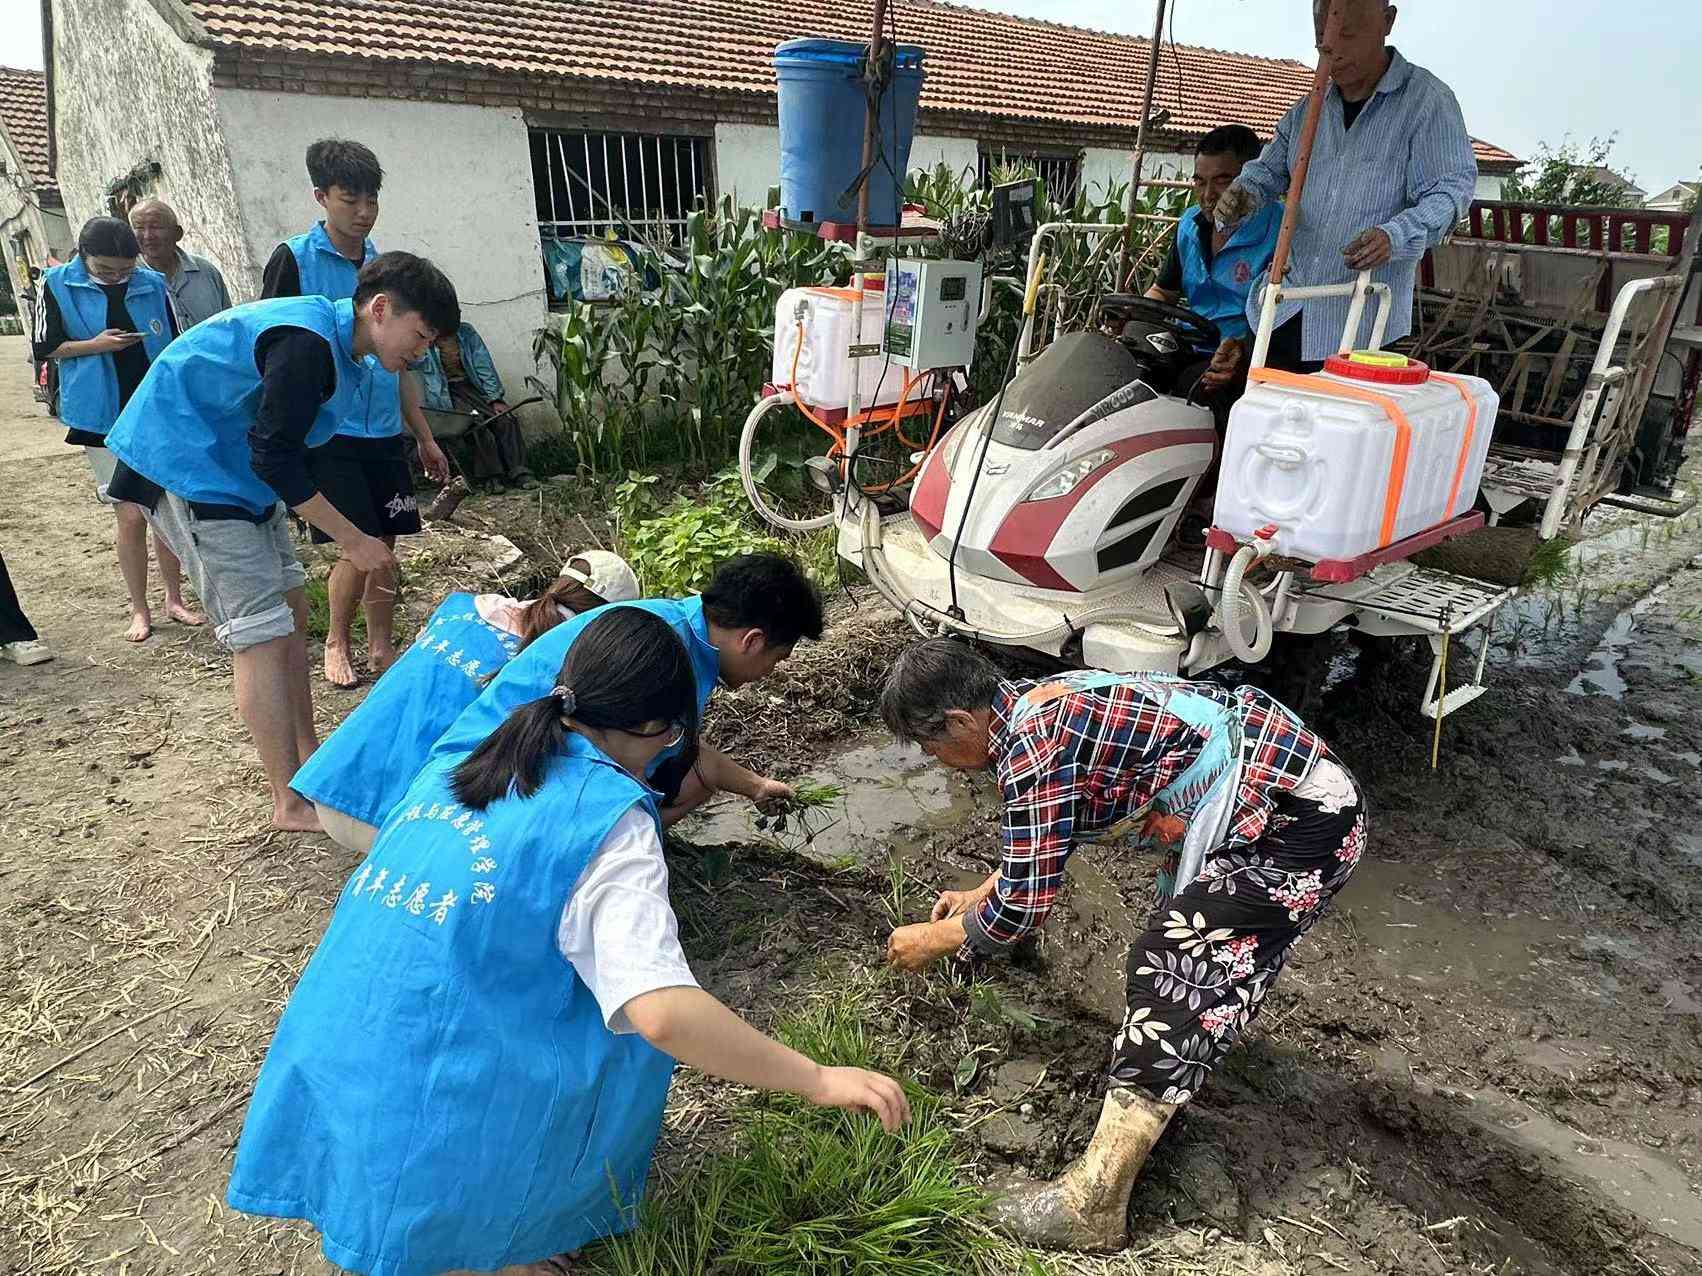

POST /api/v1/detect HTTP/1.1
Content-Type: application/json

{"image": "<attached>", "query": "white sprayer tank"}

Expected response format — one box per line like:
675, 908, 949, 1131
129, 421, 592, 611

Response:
772, 281, 909, 413
1212, 352, 1499, 564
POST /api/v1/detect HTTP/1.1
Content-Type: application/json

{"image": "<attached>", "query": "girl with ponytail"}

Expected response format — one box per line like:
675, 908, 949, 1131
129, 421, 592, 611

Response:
229, 608, 909, 1275
290, 549, 641, 853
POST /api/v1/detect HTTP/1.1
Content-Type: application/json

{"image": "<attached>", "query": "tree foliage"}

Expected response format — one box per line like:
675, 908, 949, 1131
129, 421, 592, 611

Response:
1503, 136, 1639, 208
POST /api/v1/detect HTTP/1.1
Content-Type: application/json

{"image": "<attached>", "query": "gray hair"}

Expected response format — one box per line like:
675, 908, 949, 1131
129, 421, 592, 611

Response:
128, 197, 180, 229
880, 639, 1002, 743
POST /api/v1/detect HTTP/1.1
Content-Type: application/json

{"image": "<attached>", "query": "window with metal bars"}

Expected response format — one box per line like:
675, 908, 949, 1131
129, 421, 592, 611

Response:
978, 148, 1082, 206
529, 128, 712, 250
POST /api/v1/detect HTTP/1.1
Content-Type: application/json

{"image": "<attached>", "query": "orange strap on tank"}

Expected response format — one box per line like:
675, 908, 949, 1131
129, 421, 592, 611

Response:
1428, 372, 1479, 520
1247, 367, 1413, 548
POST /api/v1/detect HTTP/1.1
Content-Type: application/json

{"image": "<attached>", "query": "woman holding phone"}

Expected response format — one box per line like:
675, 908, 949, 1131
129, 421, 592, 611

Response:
34, 216, 200, 640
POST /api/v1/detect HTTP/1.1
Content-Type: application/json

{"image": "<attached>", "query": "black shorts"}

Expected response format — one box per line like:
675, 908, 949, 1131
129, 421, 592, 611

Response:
307, 434, 421, 543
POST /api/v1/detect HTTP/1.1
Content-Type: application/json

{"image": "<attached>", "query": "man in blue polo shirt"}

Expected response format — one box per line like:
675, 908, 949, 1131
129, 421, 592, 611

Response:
1145, 124, 1282, 404
263, 138, 449, 688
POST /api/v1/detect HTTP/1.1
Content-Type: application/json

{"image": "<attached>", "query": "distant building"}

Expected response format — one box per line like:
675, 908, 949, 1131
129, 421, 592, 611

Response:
1577, 166, 1647, 205
1645, 180, 1699, 213
0, 66, 72, 302
41, 0, 1521, 391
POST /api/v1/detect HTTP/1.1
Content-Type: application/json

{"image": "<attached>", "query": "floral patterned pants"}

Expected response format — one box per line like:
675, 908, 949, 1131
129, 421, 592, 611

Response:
1109, 757, 1366, 1105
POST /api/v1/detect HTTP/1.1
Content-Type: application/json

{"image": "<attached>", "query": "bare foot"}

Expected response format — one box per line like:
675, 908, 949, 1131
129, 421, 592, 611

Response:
273, 797, 324, 833
125, 610, 153, 642
368, 643, 399, 678
323, 643, 360, 688
167, 600, 206, 626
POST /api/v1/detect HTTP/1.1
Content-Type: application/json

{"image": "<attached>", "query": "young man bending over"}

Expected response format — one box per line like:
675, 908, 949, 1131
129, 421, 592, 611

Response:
105, 254, 459, 831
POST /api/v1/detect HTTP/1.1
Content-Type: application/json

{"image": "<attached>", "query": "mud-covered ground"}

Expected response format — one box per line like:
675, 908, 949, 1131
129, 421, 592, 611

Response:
0, 333, 1697, 1275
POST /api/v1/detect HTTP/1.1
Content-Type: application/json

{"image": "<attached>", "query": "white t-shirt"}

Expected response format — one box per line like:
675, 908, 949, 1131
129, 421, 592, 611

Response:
556, 806, 699, 1033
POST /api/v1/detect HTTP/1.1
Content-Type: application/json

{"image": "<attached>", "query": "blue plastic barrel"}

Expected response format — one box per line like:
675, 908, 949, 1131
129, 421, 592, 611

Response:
775, 39, 926, 226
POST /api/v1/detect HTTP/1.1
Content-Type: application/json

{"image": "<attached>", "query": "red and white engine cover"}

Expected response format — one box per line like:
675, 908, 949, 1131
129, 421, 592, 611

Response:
909, 334, 1215, 594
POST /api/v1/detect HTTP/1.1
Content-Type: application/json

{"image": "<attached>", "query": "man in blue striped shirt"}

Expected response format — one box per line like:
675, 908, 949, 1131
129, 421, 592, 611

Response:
1214, 0, 1478, 369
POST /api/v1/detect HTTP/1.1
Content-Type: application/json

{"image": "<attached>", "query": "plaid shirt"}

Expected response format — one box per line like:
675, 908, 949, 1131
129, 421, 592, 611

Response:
963, 678, 1327, 958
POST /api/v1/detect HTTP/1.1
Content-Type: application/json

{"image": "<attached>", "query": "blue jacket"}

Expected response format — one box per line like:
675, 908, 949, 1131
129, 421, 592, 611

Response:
43, 258, 175, 434
426, 597, 721, 785
1174, 203, 1282, 345
105, 296, 375, 516
290, 593, 523, 827
410, 324, 505, 411
228, 733, 677, 1274
286, 222, 402, 440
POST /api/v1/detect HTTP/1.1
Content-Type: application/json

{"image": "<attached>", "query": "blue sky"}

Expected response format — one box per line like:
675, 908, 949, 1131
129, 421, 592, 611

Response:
3, 1, 1697, 194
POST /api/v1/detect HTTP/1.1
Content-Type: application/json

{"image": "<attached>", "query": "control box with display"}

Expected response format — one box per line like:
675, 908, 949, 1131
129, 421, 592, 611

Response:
882, 258, 982, 371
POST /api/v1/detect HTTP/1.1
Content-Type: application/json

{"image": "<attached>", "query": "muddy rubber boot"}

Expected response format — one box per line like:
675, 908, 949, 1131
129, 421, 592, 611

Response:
426, 476, 469, 523
986, 1087, 1178, 1253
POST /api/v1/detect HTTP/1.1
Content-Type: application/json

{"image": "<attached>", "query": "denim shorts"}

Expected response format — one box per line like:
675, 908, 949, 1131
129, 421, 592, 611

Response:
147, 494, 307, 651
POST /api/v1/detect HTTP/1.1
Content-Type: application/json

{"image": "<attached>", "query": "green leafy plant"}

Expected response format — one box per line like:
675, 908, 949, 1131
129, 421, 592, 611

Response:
584, 996, 1001, 1276
614, 468, 835, 596
532, 196, 847, 478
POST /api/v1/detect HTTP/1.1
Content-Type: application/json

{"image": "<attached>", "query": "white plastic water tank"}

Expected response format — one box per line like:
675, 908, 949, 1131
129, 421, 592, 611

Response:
1212, 352, 1499, 564
772, 282, 912, 413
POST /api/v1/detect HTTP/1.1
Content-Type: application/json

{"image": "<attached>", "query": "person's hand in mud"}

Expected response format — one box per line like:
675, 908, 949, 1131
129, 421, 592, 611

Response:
749, 775, 795, 813
886, 918, 966, 973
930, 871, 999, 922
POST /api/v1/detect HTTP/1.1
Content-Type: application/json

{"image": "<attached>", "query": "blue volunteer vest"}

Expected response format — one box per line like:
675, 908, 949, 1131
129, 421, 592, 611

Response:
1008, 670, 1245, 899
1174, 203, 1283, 345
290, 593, 524, 827
104, 296, 372, 515
44, 257, 175, 434
425, 596, 721, 782
228, 734, 677, 1275
286, 223, 402, 440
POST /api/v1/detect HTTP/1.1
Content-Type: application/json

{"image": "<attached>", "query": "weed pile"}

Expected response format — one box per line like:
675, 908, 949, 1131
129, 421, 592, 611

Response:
584, 995, 1002, 1276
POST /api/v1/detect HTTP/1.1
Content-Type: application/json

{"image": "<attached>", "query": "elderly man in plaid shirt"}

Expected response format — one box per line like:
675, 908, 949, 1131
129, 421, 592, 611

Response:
881, 640, 1366, 1252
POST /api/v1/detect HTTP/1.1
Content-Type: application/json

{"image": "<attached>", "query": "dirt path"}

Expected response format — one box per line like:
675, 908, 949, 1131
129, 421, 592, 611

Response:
1, 331, 1698, 1276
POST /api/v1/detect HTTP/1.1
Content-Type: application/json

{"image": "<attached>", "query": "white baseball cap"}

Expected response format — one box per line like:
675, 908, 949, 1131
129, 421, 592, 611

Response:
560, 550, 641, 604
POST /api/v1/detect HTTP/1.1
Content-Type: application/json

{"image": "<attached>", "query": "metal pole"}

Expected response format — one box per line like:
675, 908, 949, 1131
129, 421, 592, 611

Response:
847, 0, 892, 462
1117, 0, 1169, 287
1249, 4, 1344, 370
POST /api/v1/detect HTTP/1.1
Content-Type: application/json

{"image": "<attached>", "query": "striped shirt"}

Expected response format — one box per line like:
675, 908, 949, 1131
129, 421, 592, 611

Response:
1232, 47, 1478, 361
962, 679, 1326, 958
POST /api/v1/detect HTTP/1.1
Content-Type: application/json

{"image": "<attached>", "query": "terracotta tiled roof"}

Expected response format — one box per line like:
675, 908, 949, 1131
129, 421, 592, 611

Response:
180, 0, 1520, 164
1472, 138, 1520, 171
0, 65, 58, 195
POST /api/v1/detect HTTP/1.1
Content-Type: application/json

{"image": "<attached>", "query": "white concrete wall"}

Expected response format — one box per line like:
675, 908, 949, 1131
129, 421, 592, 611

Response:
715, 124, 982, 208
48, 0, 252, 284
214, 90, 546, 406
713, 123, 780, 209
1474, 173, 1507, 203
908, 133, 980, 186
1082, 147, 1190, 203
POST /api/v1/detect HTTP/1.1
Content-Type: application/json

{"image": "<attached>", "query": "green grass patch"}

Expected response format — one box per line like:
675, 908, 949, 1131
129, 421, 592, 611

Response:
584, 995, 1006, 1276
301, 574, 364, 645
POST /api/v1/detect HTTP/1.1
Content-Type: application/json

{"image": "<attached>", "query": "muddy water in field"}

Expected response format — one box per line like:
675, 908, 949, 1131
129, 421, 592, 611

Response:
675, 470, 1702, 1274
